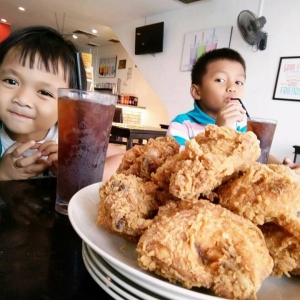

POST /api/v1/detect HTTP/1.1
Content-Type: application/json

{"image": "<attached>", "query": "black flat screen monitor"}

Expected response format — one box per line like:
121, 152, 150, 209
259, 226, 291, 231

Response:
135, 22, 164, 55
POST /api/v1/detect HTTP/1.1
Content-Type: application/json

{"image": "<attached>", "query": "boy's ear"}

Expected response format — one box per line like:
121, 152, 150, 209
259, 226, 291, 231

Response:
190, 84, 201, 100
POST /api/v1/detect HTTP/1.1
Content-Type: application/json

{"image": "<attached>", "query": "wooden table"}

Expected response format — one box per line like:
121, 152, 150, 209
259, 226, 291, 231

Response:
110, 123, 167, 150
0, 178, 114, 300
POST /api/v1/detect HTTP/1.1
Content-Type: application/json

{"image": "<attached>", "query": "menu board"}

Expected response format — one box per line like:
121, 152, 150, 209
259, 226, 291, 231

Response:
273, 56, 300, 101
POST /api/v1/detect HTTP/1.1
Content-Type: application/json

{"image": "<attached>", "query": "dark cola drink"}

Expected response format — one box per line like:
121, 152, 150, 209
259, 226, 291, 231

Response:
247, 118, 277, 164
55, 89, 116, 215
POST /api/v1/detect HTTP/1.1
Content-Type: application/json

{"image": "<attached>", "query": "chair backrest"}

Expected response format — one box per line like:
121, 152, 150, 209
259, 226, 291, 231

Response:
113, 107, 123, 123
110, 107, 124, 142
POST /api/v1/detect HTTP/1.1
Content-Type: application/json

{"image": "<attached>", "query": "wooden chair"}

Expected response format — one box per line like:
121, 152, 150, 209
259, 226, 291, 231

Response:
293, 145, 300, 163
110, 107, 123, 142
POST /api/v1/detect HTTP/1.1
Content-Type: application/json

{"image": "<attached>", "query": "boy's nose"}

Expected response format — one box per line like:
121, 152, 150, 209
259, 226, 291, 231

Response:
12, 89, 33, 108
227, 84, 236, 93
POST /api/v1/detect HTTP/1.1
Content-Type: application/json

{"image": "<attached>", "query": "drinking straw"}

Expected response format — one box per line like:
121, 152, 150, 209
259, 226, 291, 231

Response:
212, 29, 215, 42
75, 52, 83, 90
231, 98, 250, 118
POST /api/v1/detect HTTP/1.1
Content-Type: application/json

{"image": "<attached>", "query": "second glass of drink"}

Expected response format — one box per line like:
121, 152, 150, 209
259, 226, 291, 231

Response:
247, 117, 277, 164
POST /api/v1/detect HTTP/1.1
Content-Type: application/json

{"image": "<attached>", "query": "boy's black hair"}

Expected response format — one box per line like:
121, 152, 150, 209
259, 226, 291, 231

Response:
191, 48, 246, 85
0, 25, 87, 90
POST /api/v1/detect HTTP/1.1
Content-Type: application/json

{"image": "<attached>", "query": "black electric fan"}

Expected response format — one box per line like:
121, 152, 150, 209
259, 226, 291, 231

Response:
237, 10, 268, 51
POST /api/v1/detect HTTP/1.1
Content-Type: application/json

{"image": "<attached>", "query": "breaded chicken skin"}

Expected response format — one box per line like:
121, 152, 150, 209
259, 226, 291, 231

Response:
259, 223, 300, 277
137, 200, 273, 300
152, 125, 260, 200
97, 173, 159, 242
117, 136, 180, 181
217, 163, 300, 239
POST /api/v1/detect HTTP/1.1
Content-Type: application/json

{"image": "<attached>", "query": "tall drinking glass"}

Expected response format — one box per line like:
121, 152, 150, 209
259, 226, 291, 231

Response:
55, 89, 117, 215
247, 117, 277, 164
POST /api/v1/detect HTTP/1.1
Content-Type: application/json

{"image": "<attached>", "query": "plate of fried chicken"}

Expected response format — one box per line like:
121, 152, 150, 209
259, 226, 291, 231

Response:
69, 125, 300, 300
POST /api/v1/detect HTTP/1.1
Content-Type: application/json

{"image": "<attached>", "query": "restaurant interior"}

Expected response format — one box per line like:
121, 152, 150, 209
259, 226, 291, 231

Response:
1, 0, 300, 160
0, 1, 300, 299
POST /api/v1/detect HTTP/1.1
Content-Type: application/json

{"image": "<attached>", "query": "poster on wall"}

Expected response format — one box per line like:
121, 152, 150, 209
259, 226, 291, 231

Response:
273, 56, 300, 101
180, 26, 233, 72
98, 56, 117, 78
82, 52, 92, 67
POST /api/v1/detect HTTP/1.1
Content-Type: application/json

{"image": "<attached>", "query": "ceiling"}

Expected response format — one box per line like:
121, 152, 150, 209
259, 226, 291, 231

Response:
0, 0, 193, 49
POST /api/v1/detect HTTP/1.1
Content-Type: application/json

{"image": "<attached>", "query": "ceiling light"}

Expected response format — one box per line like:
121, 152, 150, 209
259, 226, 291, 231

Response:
72, 34, 78, 39
92, 29, 97, 34
18, 7, 25, 11
1, 19, 7, 22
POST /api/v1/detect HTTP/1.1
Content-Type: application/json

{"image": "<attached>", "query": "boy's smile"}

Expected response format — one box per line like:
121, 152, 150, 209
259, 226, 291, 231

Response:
192, 59, 246, 119
9, 111, 34, 119
0, 49, 69, 142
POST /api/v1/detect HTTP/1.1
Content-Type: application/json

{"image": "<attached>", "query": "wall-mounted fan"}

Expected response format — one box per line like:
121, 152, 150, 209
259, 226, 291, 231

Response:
237, 10, 268, 51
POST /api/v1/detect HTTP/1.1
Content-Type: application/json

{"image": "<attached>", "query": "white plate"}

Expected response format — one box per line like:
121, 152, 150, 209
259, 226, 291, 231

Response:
101, 255, 218, 300
68, 182, 218, 300
83, 243, 141, 300
82, 246, 125, 300
69, 182, 300, 300
84, 242, 167, 300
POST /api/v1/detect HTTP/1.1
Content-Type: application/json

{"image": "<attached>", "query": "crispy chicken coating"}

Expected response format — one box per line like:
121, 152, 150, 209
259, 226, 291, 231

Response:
117, 136, 180, 181
152, 125, 260, 200
137, 200, 273, 300
259, 223, 300, 277
217, 163, 300, 239
115, 145, 144, 177
96, 173, 159, 242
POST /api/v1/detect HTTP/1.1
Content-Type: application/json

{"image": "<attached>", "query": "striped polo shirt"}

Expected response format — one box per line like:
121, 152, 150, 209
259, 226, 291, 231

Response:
167, 102, 247, 146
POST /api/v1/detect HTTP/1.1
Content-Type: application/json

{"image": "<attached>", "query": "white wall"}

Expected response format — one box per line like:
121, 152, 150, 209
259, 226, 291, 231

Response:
112, 0, 300, 161
86, 43, 168, 127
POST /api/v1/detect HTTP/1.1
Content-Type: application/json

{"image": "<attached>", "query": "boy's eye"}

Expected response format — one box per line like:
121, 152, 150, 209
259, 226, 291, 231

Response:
215, 78, 225, 83
4, 78, 18, 86
38, 90, 54, 98
236, 81, 244, 86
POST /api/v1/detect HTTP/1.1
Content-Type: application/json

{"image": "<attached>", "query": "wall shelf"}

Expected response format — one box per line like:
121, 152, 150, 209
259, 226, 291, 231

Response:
117, 104, 146, 110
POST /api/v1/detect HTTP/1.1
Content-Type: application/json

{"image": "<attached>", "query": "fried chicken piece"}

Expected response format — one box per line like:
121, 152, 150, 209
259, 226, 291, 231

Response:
137, 200, 273, 300
96, 173, 159, 242
259, 223, 300, 277
117, 136, 180, 181
115, 144, 144, 177
152, 125, 260, 200
217, 162, 300, 239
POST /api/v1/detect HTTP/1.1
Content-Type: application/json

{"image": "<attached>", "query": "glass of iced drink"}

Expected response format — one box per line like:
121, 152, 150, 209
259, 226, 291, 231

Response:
55, 89, 117, 215
247, 118, 277, 164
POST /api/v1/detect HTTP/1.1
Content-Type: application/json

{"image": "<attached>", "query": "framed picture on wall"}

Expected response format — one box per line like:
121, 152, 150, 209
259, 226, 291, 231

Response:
98, 56, 117, 78
273, 56, 300, 101
180, 26, 233, 72
118, 59, 126, 69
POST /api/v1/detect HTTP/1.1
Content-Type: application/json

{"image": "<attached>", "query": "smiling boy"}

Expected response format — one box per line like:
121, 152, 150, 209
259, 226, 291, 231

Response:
0, 26, 124, 180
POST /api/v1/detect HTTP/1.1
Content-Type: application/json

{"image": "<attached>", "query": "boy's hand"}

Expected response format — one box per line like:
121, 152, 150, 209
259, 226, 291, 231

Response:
216, 100, 246, 128
0, 141, 49, 181
37, 141, 58, 175
283, 157, 300, 176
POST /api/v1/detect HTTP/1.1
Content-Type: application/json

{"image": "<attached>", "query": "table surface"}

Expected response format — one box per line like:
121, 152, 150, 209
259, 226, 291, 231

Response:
112, 122, 167, 132
0, 178, 114, 300
111, 122, 167, 150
